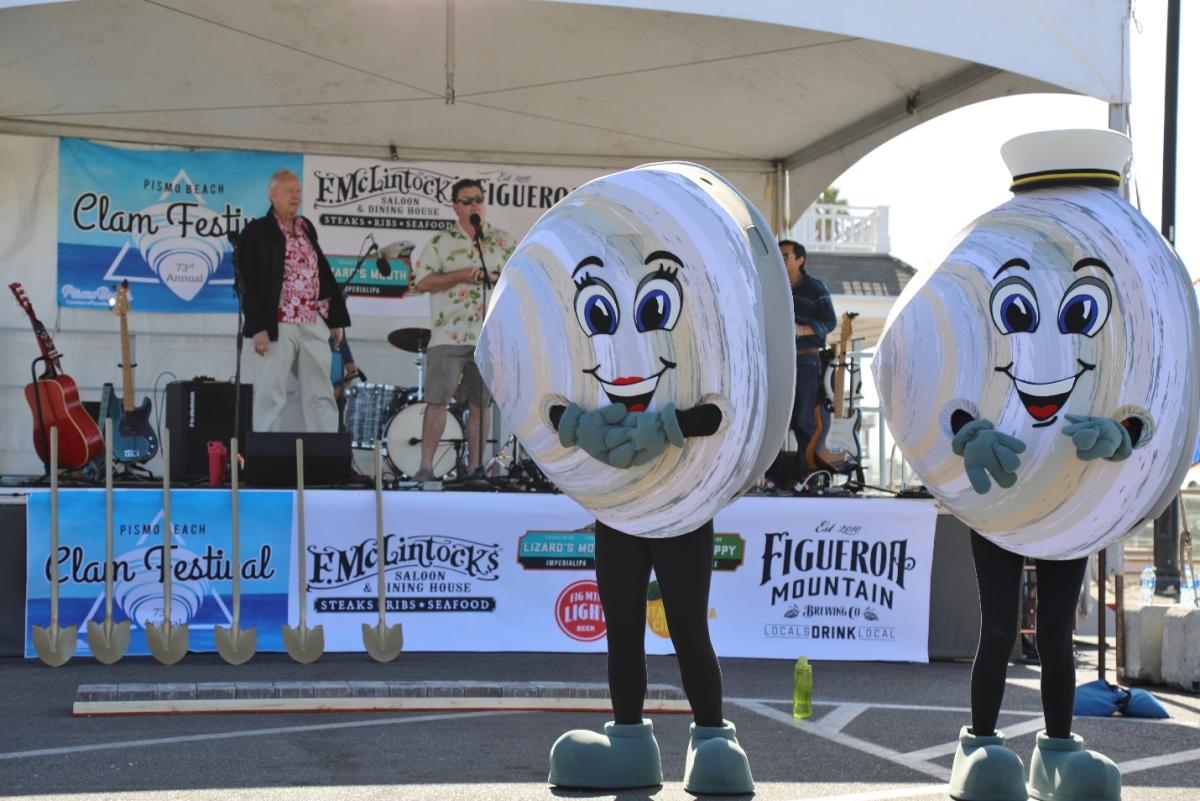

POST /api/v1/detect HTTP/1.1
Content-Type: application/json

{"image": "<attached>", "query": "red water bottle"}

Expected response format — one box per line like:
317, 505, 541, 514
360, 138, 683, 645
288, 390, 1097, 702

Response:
207, 440, 228, 486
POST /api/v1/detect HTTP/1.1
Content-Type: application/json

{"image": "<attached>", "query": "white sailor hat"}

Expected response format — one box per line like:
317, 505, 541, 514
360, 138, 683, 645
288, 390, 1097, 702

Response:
1000, 128, 1131, 193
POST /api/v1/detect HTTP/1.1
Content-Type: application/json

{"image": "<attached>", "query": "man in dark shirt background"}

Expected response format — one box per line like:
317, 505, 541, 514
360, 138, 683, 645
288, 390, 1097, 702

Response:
780, 240, 838, 478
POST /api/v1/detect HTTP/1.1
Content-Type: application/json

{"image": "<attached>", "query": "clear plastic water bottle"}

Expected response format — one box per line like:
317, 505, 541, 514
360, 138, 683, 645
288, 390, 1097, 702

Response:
1181, 566, 1197, 607
792, 656, 813, 719
1139, 565, 1157, 606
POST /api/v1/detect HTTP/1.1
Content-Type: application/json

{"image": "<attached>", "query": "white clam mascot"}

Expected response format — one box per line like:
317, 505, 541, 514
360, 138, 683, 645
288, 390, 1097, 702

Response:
874, 130, 1200, 801
476, 162, 794, 793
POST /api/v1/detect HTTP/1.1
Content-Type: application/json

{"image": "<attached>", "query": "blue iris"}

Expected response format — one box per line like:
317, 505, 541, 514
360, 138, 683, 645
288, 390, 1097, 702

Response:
635, 290, 672, 332
1058, 295, 1098, 335
584, 294, 618, 335
999, 293, 1038, 333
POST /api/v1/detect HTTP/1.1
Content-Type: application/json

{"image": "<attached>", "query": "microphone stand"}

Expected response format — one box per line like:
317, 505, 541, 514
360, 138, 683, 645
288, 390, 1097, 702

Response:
228, 230, 246, 465
332, 240, 378, 432
469, 219, 494, 487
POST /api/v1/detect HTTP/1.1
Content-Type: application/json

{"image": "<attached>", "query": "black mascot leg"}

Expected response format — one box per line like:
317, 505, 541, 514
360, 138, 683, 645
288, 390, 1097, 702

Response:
1034, 555, 1088, 738
649, 520, 723, 726
594, 520, 655, 724
969, 530, 1025, 737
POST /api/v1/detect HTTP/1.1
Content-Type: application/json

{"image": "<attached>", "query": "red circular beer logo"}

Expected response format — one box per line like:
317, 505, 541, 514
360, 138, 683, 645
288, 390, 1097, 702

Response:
555, 579, 607, 641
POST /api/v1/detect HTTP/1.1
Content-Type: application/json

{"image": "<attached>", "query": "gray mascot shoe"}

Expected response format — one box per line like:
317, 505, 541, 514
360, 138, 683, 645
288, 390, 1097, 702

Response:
1028, 732, 1121, 801
949, 727, 1028, 801
547, 719, 662, 789
683, 719, 755, 795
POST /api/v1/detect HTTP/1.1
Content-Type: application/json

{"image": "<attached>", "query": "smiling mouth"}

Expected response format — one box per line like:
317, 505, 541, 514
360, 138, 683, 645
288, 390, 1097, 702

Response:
583, 358, 676, 412
995, 360, 1094, 427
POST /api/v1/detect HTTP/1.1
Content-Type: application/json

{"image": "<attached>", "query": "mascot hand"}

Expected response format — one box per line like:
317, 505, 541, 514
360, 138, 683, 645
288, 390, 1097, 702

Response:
556, 402, 585, 447
608, 403, 686, 468
952, 418, 1026, 494
572, 403, 633, 466
1062, 414, 1133, 462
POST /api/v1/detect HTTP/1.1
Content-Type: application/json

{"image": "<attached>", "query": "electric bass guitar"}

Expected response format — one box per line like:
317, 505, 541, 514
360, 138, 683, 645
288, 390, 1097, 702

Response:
9, 282, 103, 469
99, 281, 158, 464
823, 311, 864, 466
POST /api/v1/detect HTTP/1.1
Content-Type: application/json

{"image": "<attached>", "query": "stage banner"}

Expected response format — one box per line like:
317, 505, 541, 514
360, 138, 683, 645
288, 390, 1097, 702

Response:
57, 138, 301, 312
301, 155, 605, 317
297, 492, 937, 661
710, 497, 937, 662
25, 489, 294, 658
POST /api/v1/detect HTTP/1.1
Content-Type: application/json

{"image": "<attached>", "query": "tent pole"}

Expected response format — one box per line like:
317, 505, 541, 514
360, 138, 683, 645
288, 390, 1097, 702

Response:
445, 0, 456, 105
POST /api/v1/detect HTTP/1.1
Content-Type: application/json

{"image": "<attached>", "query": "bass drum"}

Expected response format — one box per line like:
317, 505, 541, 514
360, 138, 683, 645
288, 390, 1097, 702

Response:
384, 402, 463, 479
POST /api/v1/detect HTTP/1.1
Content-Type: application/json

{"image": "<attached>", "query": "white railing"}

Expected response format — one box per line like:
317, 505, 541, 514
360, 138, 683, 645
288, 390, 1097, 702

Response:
793, 203, 890, 254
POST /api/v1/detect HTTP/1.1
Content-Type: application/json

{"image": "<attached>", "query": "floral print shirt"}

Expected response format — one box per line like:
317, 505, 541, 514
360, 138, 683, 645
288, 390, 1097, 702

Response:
275, 214, 329, 325
414, 222, 515, 347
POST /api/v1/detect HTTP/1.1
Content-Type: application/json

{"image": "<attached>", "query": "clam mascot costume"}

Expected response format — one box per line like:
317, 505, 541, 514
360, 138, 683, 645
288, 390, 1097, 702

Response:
874, 130, 1199, 801
475, 162, 794, 792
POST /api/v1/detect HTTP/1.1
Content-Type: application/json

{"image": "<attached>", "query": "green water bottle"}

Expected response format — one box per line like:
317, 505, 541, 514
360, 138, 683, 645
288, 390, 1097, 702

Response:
792, 656, 813, 719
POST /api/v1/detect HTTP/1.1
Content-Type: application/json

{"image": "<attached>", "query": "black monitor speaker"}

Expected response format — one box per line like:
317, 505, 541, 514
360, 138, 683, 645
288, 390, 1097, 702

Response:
165, 381, 253, 481
244, 431, 352, 487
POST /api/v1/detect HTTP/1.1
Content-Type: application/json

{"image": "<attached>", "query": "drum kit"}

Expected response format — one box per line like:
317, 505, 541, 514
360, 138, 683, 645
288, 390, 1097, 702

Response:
342, 327, 548, 489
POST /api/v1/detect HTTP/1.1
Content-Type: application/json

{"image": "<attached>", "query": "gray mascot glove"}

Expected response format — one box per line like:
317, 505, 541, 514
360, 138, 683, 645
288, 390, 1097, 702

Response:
1062, 414, 1133, 462
607, 402, 686, 468
560, 403, 633, 466
952, 418, 1026, 494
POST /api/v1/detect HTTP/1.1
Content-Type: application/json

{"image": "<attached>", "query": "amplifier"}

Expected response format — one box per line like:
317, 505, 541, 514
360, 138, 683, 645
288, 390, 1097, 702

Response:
165, 381, 253, 481
245, 431, 352, 487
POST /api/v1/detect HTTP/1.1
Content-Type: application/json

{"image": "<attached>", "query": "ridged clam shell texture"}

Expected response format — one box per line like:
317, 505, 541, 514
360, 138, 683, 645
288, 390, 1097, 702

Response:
874, 187, 1200, 558
475, 163, 795, 537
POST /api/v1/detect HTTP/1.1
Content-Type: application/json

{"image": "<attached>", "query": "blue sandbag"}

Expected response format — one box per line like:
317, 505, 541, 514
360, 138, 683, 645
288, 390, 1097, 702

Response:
1074, 679, 1170, 719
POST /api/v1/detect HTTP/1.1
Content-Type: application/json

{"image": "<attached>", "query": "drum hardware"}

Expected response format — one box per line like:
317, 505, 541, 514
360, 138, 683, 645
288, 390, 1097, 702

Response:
383, 401, 465, 479
387, 327, 432, 401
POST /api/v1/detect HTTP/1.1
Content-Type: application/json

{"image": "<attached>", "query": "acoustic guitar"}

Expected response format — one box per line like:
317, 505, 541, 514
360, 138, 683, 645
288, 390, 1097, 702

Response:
98, 281, 158, 464
9, 282, 104, 469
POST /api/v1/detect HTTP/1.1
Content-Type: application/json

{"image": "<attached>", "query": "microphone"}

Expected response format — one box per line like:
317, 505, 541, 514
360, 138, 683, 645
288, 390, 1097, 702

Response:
469, 212, 482, 240
364, 234, 391, 277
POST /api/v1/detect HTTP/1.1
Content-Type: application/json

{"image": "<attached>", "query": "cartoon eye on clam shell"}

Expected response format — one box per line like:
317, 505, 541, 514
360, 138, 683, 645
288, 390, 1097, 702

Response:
874, 129, 1200, 559
475, 162, 795, 538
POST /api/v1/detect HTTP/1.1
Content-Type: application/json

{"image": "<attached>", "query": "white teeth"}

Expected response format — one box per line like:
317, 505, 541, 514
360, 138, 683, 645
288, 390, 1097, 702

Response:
1013, 373, 1078, 397
603, 375, 661, 397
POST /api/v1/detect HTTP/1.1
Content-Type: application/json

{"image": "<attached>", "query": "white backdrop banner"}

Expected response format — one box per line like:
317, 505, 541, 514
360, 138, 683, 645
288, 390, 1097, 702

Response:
301, 156, 605, 317
296, 492, 937, 661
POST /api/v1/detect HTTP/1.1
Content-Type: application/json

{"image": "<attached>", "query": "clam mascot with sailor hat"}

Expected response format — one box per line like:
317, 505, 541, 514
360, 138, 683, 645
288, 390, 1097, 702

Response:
475, 162, 794, 792
874, 129, 1200, 801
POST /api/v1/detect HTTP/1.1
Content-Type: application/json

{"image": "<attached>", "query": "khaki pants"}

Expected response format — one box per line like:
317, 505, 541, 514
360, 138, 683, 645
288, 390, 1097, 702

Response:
253, 321, 337, 433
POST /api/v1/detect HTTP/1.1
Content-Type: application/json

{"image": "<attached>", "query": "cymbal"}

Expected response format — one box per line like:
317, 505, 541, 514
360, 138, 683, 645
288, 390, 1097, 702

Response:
387, 328, 431, 353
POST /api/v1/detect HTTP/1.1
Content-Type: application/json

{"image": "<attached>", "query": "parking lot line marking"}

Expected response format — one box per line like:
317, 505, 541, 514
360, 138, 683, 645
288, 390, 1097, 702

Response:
0, 710, 518, 761
1117, 747, 1200, 774
732, 699, 952, 782
785, 784, 951, 801
728, 697, 1041, 716
901, 715, 1047, 762
816, 703, 871, 733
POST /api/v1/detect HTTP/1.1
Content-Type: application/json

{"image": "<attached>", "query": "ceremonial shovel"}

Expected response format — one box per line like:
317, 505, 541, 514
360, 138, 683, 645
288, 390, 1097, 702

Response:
33, 427, 77, 667
215, 437, 256, 665
146, 434, 189, 664
86, 418, 130, 664
283, 438, 324, 663
362, 440, 403, 662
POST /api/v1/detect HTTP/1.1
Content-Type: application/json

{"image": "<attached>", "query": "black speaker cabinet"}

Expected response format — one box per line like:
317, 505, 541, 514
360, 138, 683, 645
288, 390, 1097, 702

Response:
244, 431, 352, 487
165, 381, 253, 481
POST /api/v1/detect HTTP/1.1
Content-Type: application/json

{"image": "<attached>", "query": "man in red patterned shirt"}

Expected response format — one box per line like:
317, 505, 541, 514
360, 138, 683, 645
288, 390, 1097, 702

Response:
239, 169, 350, 432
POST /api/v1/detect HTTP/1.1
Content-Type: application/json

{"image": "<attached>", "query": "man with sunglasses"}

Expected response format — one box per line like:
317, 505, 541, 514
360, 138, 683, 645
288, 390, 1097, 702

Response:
411, 178, 516, 481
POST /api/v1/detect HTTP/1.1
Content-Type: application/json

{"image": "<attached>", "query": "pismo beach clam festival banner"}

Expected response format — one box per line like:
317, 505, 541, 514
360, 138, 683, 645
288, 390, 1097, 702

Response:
28, 492, 935, 661
55, 138, 603, 315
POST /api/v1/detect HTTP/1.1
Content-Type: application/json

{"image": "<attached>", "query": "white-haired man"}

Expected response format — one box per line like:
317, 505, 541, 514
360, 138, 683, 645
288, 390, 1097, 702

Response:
239, 169, 350, 432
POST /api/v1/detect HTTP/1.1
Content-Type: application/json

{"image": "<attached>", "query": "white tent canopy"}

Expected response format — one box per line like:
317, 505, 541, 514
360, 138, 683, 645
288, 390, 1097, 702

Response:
0, 0, 1130, 226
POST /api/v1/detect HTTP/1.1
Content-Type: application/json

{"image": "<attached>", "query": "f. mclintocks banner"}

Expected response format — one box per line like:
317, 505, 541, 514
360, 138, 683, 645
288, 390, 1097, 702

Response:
26, 492, 936, 661
25, 489, 294, 657
57, 139, 299, 313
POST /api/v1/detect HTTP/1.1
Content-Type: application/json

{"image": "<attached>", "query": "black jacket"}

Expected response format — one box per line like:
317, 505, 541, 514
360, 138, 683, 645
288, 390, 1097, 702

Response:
237, 209, 351, 341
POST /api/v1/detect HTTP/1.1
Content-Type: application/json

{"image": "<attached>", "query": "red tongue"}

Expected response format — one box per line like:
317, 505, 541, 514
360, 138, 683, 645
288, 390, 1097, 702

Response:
1029, 403, 1059, 420
612, 376, 644, 386
627, 403, 646, 412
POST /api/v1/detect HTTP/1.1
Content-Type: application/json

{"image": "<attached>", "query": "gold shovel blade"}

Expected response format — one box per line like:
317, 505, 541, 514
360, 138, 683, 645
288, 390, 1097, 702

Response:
33, 624, 78, 667
86, 619, 131, 665
146, 621, 189, 665
214, 624, 258, 666
362, 621, 404, 663
282, 624, 325, 664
